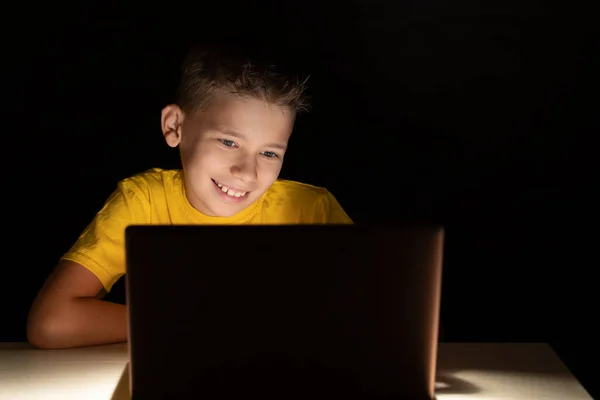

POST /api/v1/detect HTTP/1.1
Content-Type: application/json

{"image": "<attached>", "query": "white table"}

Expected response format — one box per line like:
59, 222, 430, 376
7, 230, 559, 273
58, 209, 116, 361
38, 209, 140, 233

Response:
0, 342, 593, 399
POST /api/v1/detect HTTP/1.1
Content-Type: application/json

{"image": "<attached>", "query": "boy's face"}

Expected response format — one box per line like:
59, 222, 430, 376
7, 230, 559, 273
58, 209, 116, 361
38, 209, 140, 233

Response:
161, 92, 295, 217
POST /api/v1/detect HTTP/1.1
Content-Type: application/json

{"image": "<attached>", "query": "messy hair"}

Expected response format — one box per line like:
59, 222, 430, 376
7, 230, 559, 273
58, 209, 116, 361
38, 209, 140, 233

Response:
177, 44, 310, 115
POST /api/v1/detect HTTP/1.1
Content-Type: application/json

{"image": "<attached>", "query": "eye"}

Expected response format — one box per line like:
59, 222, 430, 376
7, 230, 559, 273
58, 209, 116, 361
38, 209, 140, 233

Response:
261, 151, 279, 159
219, 139, 237, 147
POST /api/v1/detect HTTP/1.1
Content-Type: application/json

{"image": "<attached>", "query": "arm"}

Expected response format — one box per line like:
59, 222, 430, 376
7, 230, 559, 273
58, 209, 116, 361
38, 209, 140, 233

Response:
26, 180, 149, 349
27, 260, 128, 349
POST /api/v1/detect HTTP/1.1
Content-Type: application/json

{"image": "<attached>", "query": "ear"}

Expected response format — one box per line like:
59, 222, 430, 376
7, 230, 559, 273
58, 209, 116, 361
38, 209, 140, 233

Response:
161, 104, 184, 148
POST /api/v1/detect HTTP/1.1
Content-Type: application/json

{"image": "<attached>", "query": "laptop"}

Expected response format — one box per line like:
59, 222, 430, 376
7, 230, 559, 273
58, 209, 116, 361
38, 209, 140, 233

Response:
125, 224, 444, 399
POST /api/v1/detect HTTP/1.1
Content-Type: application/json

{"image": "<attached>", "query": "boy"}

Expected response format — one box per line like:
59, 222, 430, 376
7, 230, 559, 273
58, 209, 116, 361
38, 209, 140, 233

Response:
26, 45, 352, 349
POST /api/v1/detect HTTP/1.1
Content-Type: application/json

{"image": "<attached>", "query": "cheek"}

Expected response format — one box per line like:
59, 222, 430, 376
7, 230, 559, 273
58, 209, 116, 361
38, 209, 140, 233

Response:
258, 161, 283, 183
182, 142, 218, 171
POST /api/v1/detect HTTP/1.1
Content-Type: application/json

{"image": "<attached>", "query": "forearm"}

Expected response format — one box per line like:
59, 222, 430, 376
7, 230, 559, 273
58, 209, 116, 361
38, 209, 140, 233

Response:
28, 297, 128, 349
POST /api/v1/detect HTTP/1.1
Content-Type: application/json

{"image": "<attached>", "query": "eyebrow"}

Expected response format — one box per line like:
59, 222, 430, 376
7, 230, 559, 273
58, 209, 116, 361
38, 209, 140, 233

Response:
222, 130, 288, 151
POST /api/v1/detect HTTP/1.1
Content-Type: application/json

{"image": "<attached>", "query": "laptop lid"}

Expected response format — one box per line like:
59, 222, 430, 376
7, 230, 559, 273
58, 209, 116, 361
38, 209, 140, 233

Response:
126, 224, 444, 400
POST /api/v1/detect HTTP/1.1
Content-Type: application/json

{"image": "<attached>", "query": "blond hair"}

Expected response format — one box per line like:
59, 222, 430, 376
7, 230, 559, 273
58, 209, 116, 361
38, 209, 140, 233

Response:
177, 45, 309, 114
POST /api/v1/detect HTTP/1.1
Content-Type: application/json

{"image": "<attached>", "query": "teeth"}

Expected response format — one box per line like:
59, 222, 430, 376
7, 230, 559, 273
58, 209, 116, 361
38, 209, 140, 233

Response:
214, 180, 247, 198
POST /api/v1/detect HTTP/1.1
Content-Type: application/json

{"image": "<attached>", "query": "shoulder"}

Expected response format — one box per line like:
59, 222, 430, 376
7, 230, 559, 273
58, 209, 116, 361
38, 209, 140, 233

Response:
270, 179, 330, 194
267, 179, 331, 203
118, 168, 180, 197
265, 179, 353, 224
97, 168, 181, 222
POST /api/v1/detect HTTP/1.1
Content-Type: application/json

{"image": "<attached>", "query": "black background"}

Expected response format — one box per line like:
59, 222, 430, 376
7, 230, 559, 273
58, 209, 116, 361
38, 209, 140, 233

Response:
3, 1, 598, 397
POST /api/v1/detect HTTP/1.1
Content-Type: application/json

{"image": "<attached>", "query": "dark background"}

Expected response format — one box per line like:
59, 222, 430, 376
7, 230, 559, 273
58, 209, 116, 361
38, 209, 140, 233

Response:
4, 1, 598, 397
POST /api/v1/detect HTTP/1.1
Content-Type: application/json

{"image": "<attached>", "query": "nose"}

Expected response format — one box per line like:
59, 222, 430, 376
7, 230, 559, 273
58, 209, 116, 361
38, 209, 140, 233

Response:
230, 153, 258, 184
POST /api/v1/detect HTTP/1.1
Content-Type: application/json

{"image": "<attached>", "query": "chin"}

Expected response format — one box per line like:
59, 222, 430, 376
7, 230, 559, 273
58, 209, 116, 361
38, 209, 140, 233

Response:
206, 188, 264, 218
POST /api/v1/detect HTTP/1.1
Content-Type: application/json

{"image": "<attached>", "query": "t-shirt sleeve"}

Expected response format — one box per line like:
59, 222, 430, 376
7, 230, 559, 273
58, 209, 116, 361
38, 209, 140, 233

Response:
61, 180, 148, 292
321, 191, 353, 224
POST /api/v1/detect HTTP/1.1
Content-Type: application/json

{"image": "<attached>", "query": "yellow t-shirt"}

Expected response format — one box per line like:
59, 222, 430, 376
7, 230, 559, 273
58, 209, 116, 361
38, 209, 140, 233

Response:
62, 168, 352, 291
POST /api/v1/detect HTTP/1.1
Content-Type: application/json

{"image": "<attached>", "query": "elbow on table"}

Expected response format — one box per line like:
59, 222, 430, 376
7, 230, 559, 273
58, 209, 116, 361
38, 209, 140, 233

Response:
26, 312, 69, 350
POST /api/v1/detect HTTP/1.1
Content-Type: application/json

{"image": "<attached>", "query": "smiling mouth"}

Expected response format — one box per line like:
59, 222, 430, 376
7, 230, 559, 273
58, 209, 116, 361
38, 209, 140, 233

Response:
211, 179, 249, 198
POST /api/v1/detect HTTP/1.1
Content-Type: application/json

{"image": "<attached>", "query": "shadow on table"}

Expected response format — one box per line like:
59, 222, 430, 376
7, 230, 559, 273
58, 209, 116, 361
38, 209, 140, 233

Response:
435, 372, 481, 397
437, 343, 577, 375
111, 363, 129, 400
